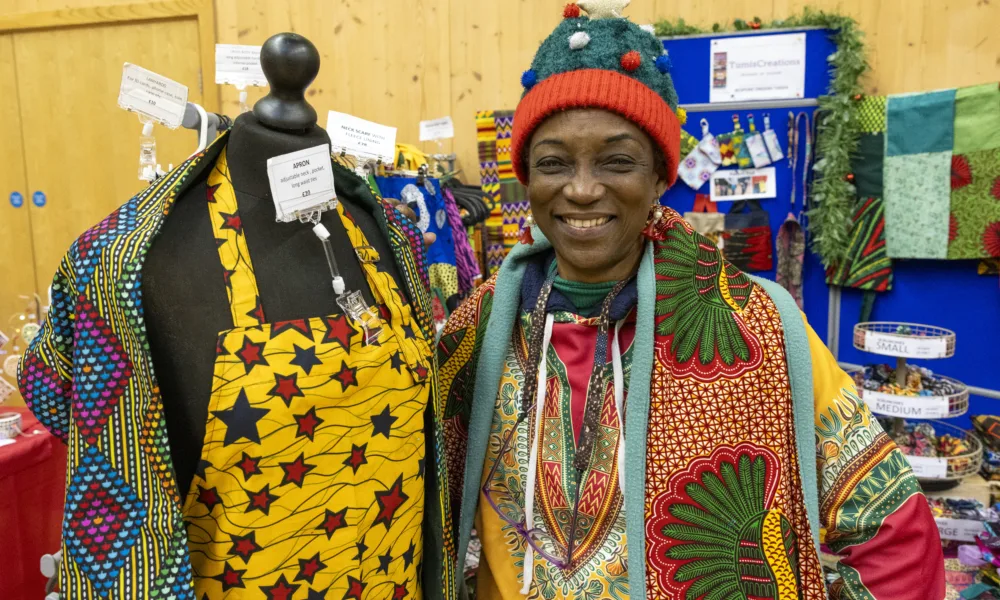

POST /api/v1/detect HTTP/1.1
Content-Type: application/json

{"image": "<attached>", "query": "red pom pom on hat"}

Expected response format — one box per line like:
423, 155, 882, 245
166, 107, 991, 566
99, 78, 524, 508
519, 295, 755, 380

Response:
563, 3, 581, 18
620, 50, 641, 72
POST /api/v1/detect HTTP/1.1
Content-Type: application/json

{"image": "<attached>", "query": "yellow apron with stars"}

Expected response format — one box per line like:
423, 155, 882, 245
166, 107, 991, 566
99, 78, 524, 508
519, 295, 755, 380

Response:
182, 149, 430, 600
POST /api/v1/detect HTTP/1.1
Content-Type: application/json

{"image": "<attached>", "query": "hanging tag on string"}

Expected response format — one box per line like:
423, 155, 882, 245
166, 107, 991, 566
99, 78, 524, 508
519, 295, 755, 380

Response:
118, 63, 188, 129
266, 144, 338, 223
138, 119, 157, 181
762, 114, 784, 162
215, 44, 267, 113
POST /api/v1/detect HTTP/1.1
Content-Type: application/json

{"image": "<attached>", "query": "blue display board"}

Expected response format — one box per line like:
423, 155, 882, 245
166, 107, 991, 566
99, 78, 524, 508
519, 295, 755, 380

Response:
663, 29, 999, 427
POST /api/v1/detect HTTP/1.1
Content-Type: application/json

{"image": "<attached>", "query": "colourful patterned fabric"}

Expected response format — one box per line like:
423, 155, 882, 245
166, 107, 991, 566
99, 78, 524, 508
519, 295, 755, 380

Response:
954, 83, 1000, 155
948, 149, 1000, 259
476, 110, 508, 275
857, 95, 887, 134
886, 89, 956, 157
18, 133, 453, 599
826, 197, 893, 291
884, 152, 952, 259
443, 187, 482, 296
184, 149, 431, 598
438, 209, 942, 599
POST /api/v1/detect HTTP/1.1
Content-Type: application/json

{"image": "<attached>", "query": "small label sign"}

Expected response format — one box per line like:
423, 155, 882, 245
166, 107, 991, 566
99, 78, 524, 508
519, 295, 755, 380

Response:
326, 111, 397, 163
864, 331, 948, 359
118, 63, 188, 129
905, 455, 948, 479
864, 391, 949, 419
935, 517, 984, 542
419, 116, 455, 141
215, 44, 267, 87
266, 144, 337, 222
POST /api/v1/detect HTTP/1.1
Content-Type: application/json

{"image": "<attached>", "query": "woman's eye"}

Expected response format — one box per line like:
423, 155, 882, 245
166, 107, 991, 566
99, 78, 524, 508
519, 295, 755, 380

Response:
605, 156, 637, 169
535, 158, 566, 170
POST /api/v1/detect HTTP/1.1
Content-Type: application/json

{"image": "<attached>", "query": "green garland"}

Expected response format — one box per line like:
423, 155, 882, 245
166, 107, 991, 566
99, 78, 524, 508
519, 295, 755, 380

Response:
655, 8, 869, 268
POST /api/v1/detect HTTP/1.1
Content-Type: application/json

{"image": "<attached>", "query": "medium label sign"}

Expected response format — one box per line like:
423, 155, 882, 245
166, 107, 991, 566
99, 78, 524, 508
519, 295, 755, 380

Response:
864, 391, 949, 419
863, 331, 948, 358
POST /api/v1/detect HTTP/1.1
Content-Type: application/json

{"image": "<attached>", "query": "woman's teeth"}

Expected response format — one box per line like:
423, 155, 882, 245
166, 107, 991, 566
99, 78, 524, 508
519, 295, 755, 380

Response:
563, 216, 611, 229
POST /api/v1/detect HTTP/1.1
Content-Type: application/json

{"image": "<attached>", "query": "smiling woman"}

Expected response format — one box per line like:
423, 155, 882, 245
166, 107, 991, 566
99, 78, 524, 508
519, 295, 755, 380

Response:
433, 3, 944, 600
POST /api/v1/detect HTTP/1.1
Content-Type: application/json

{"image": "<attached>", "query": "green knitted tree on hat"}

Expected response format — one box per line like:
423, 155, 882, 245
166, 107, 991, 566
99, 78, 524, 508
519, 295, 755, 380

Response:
521, 6, 679, 110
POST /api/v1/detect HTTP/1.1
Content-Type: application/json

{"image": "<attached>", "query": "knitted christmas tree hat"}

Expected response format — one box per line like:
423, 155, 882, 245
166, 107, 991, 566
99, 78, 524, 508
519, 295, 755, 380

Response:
511, 0, 683, 186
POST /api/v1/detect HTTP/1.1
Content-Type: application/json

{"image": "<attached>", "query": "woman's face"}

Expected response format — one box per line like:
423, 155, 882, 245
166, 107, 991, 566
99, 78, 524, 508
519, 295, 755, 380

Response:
527, 109, 668, 283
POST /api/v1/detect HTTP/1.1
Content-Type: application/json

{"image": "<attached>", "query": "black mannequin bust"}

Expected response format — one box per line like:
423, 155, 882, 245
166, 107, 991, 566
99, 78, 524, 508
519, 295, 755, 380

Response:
143, 32, 404, 496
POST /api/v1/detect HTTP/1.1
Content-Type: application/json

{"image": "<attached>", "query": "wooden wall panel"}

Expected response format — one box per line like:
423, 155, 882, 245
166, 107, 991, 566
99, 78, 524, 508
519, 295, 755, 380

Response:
0, 0, 998, 193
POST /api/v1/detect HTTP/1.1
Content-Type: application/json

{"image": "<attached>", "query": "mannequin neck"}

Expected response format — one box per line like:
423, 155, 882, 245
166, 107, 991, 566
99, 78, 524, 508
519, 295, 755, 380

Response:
226, 112, 332, 202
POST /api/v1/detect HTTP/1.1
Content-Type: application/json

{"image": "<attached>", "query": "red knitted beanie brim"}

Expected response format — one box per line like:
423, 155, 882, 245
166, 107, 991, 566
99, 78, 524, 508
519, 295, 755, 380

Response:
511, 69, 681, 186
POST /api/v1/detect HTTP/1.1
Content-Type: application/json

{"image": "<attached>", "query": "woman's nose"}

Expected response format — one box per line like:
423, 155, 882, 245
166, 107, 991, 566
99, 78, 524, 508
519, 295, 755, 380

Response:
562, 169, 604, 205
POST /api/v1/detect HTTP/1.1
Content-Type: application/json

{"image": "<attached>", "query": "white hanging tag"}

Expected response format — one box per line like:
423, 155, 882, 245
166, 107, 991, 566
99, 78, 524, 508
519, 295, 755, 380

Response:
118, 63, 188, 129
138, 120, 158, 181
326, 111, 397, 164
215, 44, 267, 87
265, 144, 338, 223
419, 116, 455, 141
763, 113, 784, 161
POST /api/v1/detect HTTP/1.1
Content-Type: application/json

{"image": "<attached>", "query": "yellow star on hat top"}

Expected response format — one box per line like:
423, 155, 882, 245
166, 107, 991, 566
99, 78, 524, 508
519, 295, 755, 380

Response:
578, 0, 630, 19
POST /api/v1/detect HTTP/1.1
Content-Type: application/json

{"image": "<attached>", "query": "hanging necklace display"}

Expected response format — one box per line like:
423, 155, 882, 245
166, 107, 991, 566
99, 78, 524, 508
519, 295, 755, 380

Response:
776, 112, 812, 309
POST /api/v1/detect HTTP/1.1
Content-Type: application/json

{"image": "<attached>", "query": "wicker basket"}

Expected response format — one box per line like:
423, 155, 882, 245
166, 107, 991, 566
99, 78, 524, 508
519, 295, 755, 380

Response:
901, 421, 983, 481
848, 368, 970, 419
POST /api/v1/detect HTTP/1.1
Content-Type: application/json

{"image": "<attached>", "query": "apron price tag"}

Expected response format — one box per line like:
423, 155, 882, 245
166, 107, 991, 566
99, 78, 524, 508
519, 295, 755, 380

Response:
266, 144, 338, 222
117, 63, 188, 129
326, 111, 397, 163
215, 44, 267, 87
419, 116, 455, 141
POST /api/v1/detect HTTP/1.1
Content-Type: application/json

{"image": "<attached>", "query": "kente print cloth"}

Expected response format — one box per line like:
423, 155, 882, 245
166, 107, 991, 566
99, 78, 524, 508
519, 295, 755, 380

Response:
18, 133, 449, 599
183, 150, 431, 599
476, 110, 510, 275
438, 209, 942, 600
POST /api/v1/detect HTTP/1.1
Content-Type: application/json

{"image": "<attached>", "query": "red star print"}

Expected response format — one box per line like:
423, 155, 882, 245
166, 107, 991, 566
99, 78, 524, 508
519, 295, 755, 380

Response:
215, 562, 246, 591
294, 552, 327, 584
279, 453, 315, 487
411, 363, 429, 380
269, 372, 305, 407
393, 582, 409, 599
244, 483, 279, 516
343, 576, 366, 600
198, 486, 221, 512
206, 183, 221, 203
271, 318, 312, 340
235, 336, 269, 373
260, 574, 299, 600
378, 303, 392, 321
322, 314, 355, 351
295, 406, 324, 441
343, 443, 368, 474
373, 475, 409, 529
236, 452, 261, 479
318, 507, 348, 539
229, 531, 262, 561
220, 211, 243, 234
222, 268, 236, 290
246, 296, 266, 324
332, 360, 358, 392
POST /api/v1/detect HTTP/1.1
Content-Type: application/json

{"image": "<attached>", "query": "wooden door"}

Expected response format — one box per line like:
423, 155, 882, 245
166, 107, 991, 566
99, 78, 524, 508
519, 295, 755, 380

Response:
9, 6, 215, 296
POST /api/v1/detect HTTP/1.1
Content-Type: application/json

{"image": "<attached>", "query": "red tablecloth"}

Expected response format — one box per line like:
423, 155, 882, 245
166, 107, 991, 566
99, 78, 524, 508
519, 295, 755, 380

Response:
0, 407, 66, 600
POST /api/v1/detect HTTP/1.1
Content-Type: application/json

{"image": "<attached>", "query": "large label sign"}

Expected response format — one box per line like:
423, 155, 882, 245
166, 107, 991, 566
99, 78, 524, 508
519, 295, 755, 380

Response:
709, 33, 806, 103
935, 518, 983, 542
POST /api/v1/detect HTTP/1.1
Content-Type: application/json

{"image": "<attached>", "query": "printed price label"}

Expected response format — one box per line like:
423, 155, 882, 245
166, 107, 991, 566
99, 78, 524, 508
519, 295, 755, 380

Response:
935, 518, 985, 542
117, 63, 188, 129
326, 111, 397, 163
266, 144, 337, 222
215, 44, 267, 87
905, 455, 948, 479
864, 391, 949, 419
864, 331, 948, 358
419, 116, 455, 141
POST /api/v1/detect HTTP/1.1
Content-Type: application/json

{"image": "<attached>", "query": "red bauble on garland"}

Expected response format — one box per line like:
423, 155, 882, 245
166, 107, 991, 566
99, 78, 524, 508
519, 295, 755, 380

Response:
563, 3, 581, 18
